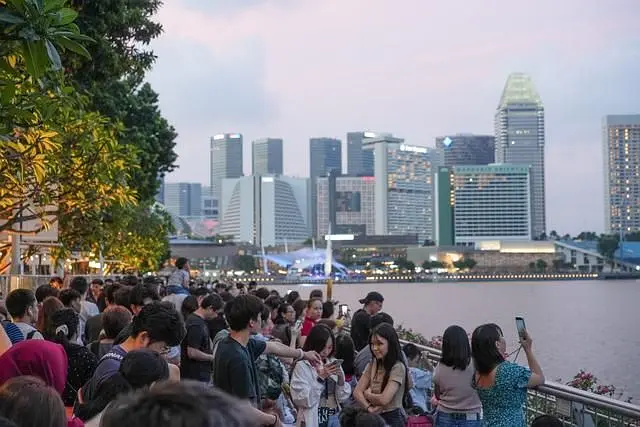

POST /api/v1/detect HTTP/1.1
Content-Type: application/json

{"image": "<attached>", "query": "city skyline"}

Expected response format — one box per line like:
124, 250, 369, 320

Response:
147, 0, 639, 234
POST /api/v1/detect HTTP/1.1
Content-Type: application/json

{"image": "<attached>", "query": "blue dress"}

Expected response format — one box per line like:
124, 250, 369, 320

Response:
473, 362, 531, 427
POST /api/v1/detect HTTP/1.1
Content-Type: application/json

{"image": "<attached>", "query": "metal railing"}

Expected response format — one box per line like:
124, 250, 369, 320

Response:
397, 338, 640, 426
0, 275, 119, 297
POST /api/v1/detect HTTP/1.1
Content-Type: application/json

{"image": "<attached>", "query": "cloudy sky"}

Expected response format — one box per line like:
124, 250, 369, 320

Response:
148, 0, 640, 235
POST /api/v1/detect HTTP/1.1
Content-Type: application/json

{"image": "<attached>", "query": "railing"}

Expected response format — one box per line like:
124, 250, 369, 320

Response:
397, 338, 640, 426
0, 275, 119, 297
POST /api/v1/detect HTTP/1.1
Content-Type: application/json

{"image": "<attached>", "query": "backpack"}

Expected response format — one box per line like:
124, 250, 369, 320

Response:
26, 329, 38, 340
256, 352, 285, 400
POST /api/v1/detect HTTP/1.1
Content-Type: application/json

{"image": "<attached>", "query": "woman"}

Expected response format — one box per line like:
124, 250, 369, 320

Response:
75, 349, 170, 424
353, 323, 409, 427
0, 376, 67, 427
432, 325, 482, 426
291, 324, 351, 427
45, 308, 99, 407
88, 306, 132, 359
471, 323, 545, 427
300, 298, 323, 346
36, 296, 64, 334
403, 343, 433, 414
275, 303, 296, 326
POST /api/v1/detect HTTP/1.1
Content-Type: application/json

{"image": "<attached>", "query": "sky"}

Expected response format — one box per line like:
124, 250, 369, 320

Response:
148, 0, 640, 235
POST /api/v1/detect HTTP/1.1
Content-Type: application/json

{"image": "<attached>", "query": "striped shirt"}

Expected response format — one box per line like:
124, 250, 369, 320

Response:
1, 321, 24, 344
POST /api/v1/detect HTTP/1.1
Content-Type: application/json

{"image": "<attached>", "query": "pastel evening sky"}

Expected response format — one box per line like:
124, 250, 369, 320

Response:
149, 0, 640, 234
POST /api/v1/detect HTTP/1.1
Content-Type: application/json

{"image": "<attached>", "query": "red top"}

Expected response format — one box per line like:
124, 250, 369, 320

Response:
301, 317, 317, 336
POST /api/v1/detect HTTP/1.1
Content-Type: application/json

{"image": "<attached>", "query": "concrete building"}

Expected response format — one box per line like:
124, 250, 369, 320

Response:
252, 138, 283, 175
316, 175, 375, 237
347, 131, 391, 176
200, 186, 218, 219
210, 133, 243, 200
367, 136, 440, 242
603, 115, 640, 234
435, 164, 532, 246
219, 176, 311, 247
309, 137, 342, 237
436, 134, 495, 166
163, 183, 202, 218
495, 73, 546, 238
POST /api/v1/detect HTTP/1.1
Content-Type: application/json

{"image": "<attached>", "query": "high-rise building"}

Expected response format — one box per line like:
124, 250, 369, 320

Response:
163, 183, 202, 218
219, 175, 311, 246
369, 136, 440, 242
603, 115, 640, 234
201, 186, 218, 219
309, 137, 342, 237
347, 131, 393, 176
436, 134, 495, 166
435, 165, 532, 246
495, 73, 546, 238
316, 174, 375, 237
252, 138, 283, 175
210, 133, 243, 201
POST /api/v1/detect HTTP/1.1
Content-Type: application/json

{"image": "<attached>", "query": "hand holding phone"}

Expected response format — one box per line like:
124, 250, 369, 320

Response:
327, 359, 343, 368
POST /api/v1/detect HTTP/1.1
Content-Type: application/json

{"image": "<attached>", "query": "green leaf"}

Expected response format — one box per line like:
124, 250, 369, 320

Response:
56, 36, 91, 59
6, 0, 26, 14
43, 0, 67, 13
45, 39, 62, 70
55, 7, 77, 25
22, 40, 48, 78
0, 10, 25, 24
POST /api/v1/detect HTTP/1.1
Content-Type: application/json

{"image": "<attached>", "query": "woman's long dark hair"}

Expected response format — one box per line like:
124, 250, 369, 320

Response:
369, 323, 410, 405
440, 325, 471, 370
335, 334, 356, 377
471, 323, 505, 375
45, 308, 78, 352
302, 324, 335, 358
274, 303, 292, 325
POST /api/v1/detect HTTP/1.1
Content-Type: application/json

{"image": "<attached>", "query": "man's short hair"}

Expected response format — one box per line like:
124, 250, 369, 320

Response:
100, 380, 261, 427
224, 295, 264, 332
35, 285, 59, 304
113, 287, 132, 309
175, 258, 188, 270
69, 276, 89, 295
370, 312, 394, 329
103, 306, 133, 339
254, 287, 270, 300
131, 302, 185, 347
201, 294, 224, 311
59, 289, 81, 307
5, 289, 36, 319
129, 284, 159, 308
104, 283, 122, 305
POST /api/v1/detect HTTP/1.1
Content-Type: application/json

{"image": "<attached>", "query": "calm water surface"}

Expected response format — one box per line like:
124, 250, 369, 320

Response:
271, 280, 640, 399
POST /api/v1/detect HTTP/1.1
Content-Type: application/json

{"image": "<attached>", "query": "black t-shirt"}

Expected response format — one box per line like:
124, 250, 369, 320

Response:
350, 308, 371, 352
213, 336, 267, 406
206, 316, 227, 341
181, 313, 212, 382
84, 313, 103, 344
64, 343, 98, 406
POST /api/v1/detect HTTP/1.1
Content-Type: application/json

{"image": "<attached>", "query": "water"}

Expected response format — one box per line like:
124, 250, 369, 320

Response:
271, 279, 640, 400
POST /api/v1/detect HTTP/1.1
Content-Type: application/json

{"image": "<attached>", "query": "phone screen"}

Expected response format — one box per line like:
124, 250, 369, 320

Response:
339, 304, 349, 316
515, 317, 526, 338
295, 319, 303, 329
329, 359, 343, 367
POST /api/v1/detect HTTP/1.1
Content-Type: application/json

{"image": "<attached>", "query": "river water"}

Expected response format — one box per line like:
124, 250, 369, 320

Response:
271, 279, 640, 400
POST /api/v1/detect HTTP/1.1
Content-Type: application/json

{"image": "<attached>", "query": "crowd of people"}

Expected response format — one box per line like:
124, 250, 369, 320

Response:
0, 257, 562, 427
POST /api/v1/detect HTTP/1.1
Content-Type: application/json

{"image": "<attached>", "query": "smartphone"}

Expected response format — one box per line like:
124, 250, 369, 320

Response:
515, 316, 526, 340
339, 304, 349, 317
327, 359, 343, 367
294, 319, 303, 329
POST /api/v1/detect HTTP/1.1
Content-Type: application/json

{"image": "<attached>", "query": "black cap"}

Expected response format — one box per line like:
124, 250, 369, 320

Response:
359, 291, 384, 305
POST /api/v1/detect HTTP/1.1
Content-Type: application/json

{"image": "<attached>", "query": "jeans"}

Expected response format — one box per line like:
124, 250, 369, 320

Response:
381, 409, 406, 427
435, 411, 483, 427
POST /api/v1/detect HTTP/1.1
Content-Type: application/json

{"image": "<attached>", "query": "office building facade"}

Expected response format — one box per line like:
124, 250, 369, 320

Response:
210, 133, 243, 201
494, 73, 546, 238
252, 138, 283, 175
163, 183, 202, 218
370, 136, 440, 242
603, 115, 640, 233
435, 165, 532, 246
219, 176, 311, 246
436, 134, 495, 166
309, 137, 342, 237
316, 175, 375, 237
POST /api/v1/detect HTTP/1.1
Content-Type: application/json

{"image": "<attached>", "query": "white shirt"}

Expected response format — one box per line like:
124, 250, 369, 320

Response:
77, 300, 100, 344
15, 322, 44, 340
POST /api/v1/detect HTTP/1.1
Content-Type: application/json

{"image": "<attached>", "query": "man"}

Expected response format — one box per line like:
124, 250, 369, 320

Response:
213, 295, 321, 426
181, 293, 223, 382
77, 301, 185, 408
34, 284, 59, 304
87, 278, 104, 306
70, 276, 100, 344
350, 291, 384, 351
113, 284, 161, 345
0, 303, 23, 344
5, 289, 43, 340
84, 282, 122, 344
354, 312, 408, 377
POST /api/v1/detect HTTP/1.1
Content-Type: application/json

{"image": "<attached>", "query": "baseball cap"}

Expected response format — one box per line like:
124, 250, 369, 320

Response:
359, 291, 384, 304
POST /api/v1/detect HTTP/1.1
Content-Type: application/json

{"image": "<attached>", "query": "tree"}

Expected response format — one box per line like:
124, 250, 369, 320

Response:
528, 261, 536, 271
422, 260, 444, 270
535, 258, 548, 272
549, 230, 559, 240
552, 259, 565, 272
625, 231, 640, 242
464, 258, 477, 270
0, 0, 136, 272
561, 233, 571, 240
234, 255, 256, 272
597, 234, 620, 271
576, 231, 598, 241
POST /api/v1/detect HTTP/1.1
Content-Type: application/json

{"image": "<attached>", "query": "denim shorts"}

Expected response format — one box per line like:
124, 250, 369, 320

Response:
435, 411, 483, 427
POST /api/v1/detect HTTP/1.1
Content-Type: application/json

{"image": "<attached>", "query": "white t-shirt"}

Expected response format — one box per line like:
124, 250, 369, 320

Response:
15, 322, 44, 340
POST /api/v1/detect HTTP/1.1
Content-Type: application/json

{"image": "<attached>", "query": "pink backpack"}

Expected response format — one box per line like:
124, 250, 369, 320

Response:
406, 415, 433, 427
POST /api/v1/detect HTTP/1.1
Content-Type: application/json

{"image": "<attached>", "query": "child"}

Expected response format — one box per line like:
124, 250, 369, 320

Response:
403, 343, 434, 413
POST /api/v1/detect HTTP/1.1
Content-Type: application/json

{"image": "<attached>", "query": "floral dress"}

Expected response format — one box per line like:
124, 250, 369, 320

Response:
473, 362, 531, 427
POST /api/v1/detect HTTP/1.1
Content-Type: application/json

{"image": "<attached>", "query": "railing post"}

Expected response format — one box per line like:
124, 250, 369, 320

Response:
572, 402, 595, 427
